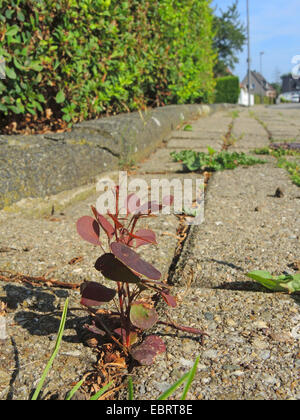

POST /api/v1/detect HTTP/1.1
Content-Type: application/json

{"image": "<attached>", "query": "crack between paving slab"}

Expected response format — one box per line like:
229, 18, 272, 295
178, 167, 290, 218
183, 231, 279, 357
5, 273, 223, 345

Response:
221, 117, 238, 150
165, 217, 191, 286
249, 111, 273, 141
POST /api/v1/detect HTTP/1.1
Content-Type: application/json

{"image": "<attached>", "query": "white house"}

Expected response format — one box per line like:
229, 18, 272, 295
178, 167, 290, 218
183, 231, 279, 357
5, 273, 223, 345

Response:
238, 86, 254, 106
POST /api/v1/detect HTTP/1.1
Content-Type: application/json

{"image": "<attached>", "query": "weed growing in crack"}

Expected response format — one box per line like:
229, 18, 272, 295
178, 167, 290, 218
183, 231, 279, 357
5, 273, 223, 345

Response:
31, 298, 200, 400
76, 186, 206, 366
171, 149, 266, 172
252, 146, 300, 186
248, 111, 273, 141
277, 158, 300, 187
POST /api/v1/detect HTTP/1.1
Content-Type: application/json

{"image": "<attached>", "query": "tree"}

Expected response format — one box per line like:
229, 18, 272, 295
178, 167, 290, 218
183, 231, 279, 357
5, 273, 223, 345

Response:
213, 1, 246, 76
271, 83, 281, 96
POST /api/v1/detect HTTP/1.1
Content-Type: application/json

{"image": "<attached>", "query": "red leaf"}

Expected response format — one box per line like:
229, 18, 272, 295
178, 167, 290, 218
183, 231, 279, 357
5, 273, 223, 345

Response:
160, 291, 177, 308
130, 335, 166, 365
130, 302, 158, 330
126, 193, 141, 214
80, 281, 116, 307
142, 335, 166, 353
84, 322, 106, 336
94, 253, 141, 283
122, 229, 156, 247
110, 242, 161, 280
76, 216, 101, 246
91, 206, 115, 239
134, 229, 157, 247
162, 195, 174, 206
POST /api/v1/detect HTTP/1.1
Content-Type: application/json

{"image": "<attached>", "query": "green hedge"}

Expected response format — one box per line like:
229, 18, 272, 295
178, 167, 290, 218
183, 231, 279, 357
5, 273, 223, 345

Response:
214, 75, 240, 104
254, 94, 275, 105
0, 0, 216, 127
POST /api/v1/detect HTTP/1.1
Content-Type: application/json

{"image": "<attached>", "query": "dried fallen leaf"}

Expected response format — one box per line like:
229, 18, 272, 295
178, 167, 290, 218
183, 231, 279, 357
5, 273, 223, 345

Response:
289, 261, 300, 271
45, 108, 53, 119
0, 301, 6, 317
68, 256, 84, 265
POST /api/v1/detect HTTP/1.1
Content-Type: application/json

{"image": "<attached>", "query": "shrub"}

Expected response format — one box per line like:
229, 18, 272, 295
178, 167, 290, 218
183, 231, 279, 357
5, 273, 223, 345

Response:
254, 94, 275, 105
214, 75, 240, 104
0, 0, 215, 130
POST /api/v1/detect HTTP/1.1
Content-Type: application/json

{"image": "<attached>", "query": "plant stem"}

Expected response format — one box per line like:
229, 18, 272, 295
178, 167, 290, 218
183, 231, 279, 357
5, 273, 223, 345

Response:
117, 282, 126, 330
87, 307, 129, 355
158, 319, 208, 340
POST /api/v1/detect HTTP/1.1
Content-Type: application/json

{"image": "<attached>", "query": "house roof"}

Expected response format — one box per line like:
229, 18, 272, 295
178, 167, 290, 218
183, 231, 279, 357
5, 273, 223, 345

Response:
242, 71, 275, 92
252, 71, 275, 92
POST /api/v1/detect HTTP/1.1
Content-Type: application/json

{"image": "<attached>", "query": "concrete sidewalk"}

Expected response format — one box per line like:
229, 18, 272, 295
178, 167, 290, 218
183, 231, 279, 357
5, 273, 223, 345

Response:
122, 106, 300, 400
0, 106, 299, 400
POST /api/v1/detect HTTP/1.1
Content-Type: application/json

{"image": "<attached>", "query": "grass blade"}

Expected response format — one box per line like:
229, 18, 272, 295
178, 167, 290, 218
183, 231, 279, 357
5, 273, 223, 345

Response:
31, 298, 69, 400
128, 376, 134, 400
180, 356, 199, 400
157, 357, 199, 400
65, 377, 85, 400
89, 381, 114, 400
157, 371, 190, 400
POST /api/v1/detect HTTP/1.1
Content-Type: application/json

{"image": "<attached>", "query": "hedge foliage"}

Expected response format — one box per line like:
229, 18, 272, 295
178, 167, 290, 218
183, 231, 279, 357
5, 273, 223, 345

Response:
0, 0, 216, 126
254, 94, 275, 105
215, 75, 240, 104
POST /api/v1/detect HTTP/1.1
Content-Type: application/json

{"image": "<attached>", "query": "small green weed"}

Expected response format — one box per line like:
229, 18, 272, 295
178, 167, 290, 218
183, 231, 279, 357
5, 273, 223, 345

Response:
222, 132, 244, 149
252, 147, 300, 186
246, 271, 300, 293
230, 110, 240, 119
252, 147, 271, 155
252, 147, 300, 158
277, 158, 300, 186
183, 124, 193, 132
171, 148, 266, 172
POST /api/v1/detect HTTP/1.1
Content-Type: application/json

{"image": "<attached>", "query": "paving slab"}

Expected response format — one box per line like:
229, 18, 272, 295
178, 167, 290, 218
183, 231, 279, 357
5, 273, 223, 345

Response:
126, 287, 299, 400
252, 106, 300, 141
167, 139, 221, 150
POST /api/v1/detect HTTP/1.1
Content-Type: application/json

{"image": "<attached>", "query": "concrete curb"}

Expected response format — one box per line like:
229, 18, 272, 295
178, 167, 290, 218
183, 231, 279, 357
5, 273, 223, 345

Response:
0, 103, 229, 209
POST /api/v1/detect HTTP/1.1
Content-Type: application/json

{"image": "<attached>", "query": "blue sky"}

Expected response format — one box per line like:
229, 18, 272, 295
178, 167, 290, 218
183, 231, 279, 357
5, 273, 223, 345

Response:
211, 0, 300, 83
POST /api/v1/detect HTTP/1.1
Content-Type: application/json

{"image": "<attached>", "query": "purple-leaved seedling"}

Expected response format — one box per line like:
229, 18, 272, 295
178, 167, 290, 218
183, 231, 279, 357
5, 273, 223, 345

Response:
76, 186, 206, 365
